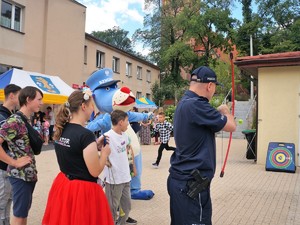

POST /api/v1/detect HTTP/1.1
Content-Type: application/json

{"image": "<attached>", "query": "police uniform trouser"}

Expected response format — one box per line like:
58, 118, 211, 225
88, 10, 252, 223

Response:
167, 175, 212, 225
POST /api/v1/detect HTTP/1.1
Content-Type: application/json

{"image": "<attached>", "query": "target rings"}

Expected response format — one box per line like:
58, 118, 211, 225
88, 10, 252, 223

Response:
269, 147, 293, 169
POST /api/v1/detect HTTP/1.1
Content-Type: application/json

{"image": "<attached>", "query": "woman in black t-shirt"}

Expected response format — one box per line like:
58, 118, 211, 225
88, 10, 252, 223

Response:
42, 90, 114, 225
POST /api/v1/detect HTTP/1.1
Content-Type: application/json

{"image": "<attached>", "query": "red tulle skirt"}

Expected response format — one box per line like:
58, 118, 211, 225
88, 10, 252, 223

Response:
42, 172, 114, 225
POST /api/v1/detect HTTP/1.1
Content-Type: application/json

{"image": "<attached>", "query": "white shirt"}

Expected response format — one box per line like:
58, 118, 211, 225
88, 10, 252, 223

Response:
104, 129, 131, 184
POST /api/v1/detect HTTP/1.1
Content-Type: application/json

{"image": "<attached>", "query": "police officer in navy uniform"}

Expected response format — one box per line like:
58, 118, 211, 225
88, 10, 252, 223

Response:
168, 66, 236, 225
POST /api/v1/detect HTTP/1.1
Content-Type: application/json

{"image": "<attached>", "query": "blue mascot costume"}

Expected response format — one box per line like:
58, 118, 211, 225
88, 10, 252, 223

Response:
86, 68, 154, 200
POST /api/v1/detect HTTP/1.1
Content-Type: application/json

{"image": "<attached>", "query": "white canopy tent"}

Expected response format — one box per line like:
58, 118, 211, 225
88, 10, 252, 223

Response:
0, 68, 74, 104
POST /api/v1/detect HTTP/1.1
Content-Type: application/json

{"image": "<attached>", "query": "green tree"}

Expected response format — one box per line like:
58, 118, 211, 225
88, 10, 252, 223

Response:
186, 0, 237, 67
235, 0, 300, 97
133, 1, 162, 64
135, 0, 237, 102
151, 81, 165, 107
235, 0, 261, 56
164, 105, 176, 123
241, 0, 252, 23
236, 0, 300, 55
91, 26, 133, 52
91, 26, 151, 61
256, 0, 299, 29
256, 0, 300, 53
135, 0, 198, 101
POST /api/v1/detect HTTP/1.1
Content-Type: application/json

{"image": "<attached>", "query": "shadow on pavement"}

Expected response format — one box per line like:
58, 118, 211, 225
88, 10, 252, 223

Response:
41, 142, 54, 151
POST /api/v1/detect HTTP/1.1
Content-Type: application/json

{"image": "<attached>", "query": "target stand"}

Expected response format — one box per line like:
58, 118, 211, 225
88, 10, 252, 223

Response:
266, 142, 296, 173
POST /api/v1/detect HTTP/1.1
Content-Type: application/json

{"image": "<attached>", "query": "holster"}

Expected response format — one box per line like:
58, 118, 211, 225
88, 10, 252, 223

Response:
186, 169, 210, 199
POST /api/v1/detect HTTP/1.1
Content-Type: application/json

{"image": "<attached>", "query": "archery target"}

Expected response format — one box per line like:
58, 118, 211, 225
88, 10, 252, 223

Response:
266, 142, 296, 173
269, 148, 292, 168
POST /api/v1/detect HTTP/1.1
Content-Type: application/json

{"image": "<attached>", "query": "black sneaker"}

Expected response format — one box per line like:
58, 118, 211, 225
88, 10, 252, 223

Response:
126, 217, 137, 224
152, 162, 159, 168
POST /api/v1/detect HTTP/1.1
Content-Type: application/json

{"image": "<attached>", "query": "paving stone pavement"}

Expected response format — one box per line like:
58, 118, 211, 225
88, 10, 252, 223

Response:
26, 137, 300, 225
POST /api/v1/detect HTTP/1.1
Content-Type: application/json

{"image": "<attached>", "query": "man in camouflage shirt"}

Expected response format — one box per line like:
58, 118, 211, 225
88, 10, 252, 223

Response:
0, 86, 43, 225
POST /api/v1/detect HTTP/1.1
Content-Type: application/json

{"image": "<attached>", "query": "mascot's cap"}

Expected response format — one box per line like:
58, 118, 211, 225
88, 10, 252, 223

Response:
86, 68, 120, 91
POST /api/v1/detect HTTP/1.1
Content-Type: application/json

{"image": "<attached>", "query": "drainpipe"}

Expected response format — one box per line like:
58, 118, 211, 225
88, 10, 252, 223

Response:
250, 35, 254, 100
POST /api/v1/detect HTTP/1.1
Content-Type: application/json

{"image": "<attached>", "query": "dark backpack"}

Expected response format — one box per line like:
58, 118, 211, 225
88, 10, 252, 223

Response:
0, 106, 11, 126
16, 112, 44, 155
0, 106, 11, 170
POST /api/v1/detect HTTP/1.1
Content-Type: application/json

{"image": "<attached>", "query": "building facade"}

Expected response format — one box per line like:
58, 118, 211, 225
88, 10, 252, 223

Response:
235, 51, 300, 168
0, 0, 160, 100
84, 34, 159, 99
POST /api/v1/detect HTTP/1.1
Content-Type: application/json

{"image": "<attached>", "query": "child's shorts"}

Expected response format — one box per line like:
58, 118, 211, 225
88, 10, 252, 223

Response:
44, 129, 49, 137
9, 177, 36, 218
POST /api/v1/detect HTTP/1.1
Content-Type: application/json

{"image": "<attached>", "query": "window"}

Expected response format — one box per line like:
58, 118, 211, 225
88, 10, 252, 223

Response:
84, 46, 87, 64
136, 91, 142, 99
146, 70, 151, 82
146, 93, 151, 100
0, 64, 21, 75
126, 62, 132, 77
137, 66, 142, 80
112, 57, 120, 73
0, 64, 10, 75
96, 51, 105, 68
0, 1, 22, 31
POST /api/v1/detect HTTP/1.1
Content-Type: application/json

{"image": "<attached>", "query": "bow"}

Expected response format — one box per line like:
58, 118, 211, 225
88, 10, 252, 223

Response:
220, 52, 235, 177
